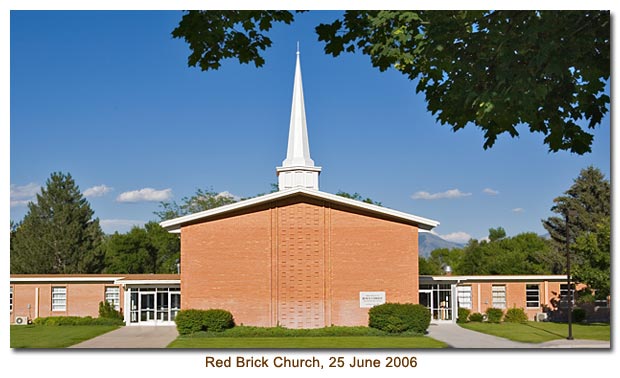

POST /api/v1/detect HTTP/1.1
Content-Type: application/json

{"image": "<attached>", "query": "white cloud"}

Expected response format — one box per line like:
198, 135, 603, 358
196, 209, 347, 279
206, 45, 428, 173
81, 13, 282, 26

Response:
100, 219, 146, 234
116, 188, 172, 203
10, 183, 40, 207
483, 188, 499, 195
84, 184, 113, 198
216, 191, 241, 201
512, 207, 525, 213
411, 189, 472, 200
434, 231, 473, 244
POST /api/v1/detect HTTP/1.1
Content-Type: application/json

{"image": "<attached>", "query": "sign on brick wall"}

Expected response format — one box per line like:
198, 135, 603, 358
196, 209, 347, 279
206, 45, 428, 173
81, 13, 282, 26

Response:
359, 291, 386, 308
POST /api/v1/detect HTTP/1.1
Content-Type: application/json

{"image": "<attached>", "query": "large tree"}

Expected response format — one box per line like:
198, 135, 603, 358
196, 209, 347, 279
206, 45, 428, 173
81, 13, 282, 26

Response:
542, 166, 610, 253
572, 217, 610, 299
172, 10, 609, 154
103, 222, 180, 274
154, 187, 239, 221
11, 172, 105, 274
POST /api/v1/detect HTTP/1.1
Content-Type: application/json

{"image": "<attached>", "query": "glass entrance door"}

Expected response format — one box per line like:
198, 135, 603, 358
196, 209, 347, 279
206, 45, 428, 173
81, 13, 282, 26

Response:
419, 290, 433, 314
127, 287, 181, 325
140, 293, 156, 323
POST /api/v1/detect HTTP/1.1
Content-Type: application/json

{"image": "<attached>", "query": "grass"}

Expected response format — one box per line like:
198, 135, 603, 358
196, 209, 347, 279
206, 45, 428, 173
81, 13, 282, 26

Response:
459, 321, 610, 343
168, 325, 448, 348
10, 324, 120, 348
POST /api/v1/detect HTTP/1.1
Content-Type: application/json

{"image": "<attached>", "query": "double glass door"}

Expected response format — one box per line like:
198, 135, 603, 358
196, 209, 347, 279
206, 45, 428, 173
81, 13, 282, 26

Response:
129, 287, 180, 325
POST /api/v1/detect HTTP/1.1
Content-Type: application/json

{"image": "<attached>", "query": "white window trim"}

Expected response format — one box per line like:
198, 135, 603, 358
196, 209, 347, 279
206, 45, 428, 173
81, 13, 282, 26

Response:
492, 285, 507, 309
52, 287, 67, 312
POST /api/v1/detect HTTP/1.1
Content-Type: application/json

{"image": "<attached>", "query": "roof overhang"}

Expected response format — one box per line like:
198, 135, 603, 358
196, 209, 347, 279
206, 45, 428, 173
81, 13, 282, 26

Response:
160, 187, 440, 232
420, 275, 569, 283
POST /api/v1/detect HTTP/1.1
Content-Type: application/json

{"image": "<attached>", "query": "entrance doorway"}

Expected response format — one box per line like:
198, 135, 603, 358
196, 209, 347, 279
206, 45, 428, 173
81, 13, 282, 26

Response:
419, 284, 454, 322
127, 287, 180, 325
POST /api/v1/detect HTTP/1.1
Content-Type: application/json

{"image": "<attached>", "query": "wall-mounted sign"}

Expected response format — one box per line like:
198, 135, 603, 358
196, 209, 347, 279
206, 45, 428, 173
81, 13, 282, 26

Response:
359, 291, 386, 308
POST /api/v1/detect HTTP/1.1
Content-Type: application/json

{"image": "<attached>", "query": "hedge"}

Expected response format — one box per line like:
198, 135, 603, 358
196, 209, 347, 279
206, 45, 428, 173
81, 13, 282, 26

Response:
468, 312, 484, 322
368, 303, 431, 334
457, 307, 471, 323
175, 309, 235, 335
33, 316, 124, 326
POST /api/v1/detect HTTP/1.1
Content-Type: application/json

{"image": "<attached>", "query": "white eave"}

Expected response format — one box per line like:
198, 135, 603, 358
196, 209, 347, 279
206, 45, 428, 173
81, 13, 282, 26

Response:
160, 187, 439, 232
114, 279, 181, 285
10, 276, 122, 283
422, 275, 569, 283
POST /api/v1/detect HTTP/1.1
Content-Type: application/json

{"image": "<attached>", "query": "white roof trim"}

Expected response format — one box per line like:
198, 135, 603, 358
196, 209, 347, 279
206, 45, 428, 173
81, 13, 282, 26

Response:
114, 280, 181, 285
10, 277, 121, 283
160, 187, 439, 231
425, 275, 569, 282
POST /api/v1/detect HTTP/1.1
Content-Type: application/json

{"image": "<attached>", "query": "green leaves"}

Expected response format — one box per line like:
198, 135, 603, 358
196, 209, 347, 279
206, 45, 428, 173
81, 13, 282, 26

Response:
172, 11, 295, 70
173, 10, 609, 154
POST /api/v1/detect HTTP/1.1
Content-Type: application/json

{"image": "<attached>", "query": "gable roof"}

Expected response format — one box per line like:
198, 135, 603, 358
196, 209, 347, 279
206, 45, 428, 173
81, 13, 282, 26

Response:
160, 187, 439, 232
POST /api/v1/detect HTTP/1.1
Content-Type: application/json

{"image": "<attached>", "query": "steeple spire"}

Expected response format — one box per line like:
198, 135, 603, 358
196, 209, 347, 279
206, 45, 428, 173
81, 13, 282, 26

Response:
276, 46, 321, 191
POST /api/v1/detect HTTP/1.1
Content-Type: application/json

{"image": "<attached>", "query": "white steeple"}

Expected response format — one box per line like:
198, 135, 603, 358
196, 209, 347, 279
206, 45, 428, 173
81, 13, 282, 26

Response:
276, 45, 321, 191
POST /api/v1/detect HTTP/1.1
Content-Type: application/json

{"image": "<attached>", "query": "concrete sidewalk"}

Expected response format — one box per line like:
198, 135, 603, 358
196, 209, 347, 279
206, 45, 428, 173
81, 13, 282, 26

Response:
69, 326, 179, 349
426, 323, 610, 349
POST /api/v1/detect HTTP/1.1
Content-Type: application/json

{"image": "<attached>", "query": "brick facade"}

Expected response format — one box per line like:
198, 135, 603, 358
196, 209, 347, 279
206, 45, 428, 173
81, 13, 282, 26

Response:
181, 195, 419, 328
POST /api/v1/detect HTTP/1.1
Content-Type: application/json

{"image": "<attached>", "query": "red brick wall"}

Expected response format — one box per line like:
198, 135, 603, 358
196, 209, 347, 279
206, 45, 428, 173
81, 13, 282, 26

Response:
10, 282, 123, 323
180, 196, 420, 328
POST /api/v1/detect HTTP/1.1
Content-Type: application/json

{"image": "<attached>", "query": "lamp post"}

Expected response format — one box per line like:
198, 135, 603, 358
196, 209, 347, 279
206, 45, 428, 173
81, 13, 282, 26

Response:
565, 210, 574, 340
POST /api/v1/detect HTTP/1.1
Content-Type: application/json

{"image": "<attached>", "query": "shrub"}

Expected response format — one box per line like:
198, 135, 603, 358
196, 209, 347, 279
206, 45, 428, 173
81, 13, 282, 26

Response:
572, 308, 587, 323
457, 307, 471, 323
32, 316, 124, 326
98, 301, 124, 320
486, 308, 504, 323
368, 303, 431, 334
468, 312, 484, 322
175, 309, 235, 335
504, 308, 528, 323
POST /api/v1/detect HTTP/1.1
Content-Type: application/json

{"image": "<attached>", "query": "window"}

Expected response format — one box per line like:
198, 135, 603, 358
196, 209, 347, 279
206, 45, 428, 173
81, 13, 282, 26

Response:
10, 286, 13, 312
52, 287, 66, 311
492, 285, 506, 309
559, 284, 576, 308
105, 287, 120, 311
526, 284, 540, 308
457, 286, 472, 309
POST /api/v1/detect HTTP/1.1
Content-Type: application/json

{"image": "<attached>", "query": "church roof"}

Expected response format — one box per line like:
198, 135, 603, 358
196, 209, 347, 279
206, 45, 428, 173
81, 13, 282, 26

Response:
159, 187, 439, 232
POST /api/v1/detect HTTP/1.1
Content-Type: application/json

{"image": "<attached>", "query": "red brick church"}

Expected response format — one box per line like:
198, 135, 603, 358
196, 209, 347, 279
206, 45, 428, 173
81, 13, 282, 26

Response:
159, 49, 439, 328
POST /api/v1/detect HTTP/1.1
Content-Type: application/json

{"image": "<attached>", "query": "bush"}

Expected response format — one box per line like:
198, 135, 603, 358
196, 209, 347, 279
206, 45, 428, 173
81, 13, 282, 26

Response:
504, 308, 528, 323
368, 303, 431, 334
32, 316, 124, 326
98, 301, 124, 320
175, 309, 235, 335
486, 308, 504, 323
468, 312, 484, 322
457, 307, 471, 323
572, 308, 587, 323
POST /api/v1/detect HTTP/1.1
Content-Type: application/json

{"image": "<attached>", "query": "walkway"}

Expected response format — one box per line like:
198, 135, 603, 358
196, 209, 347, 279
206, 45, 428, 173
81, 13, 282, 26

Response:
69, 326, 178, 349
427, 323, 610, 349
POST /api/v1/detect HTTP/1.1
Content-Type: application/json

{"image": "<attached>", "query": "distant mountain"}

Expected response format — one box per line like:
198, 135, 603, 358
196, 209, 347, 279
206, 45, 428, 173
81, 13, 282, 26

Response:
418, 232, 465, 258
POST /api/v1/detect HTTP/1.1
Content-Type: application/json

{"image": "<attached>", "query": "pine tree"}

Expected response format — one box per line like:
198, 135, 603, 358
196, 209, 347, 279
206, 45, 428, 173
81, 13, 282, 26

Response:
542, 166, 610, 273
10, 172, 105, 273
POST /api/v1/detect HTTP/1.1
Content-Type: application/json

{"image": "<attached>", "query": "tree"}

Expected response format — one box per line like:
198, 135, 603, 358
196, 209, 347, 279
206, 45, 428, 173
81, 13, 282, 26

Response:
10, 172, 105, 274
488, 227, 506, 242
103, 222, 180, 274
335, 190, 382, 206
155, 187, 239, 221
172, 10, 610, 154
542, 166, 610, 256
572, 217, 610, 299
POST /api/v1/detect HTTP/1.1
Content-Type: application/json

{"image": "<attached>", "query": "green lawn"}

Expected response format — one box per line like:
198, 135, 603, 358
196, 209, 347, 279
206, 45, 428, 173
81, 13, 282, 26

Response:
10, 324, 120, 348
169, 336, 447, 348
459, 322, 610, 343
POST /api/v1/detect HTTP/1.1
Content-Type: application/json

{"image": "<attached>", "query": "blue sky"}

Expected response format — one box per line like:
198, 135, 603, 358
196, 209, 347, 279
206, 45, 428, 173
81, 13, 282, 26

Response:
9, 10, 611, 243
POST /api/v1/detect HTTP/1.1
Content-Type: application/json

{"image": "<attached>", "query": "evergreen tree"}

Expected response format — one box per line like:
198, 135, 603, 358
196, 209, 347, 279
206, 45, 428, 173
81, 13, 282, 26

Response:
573, 217, 611, 299
11, 172, 105, 273
542, 166, 610, 272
